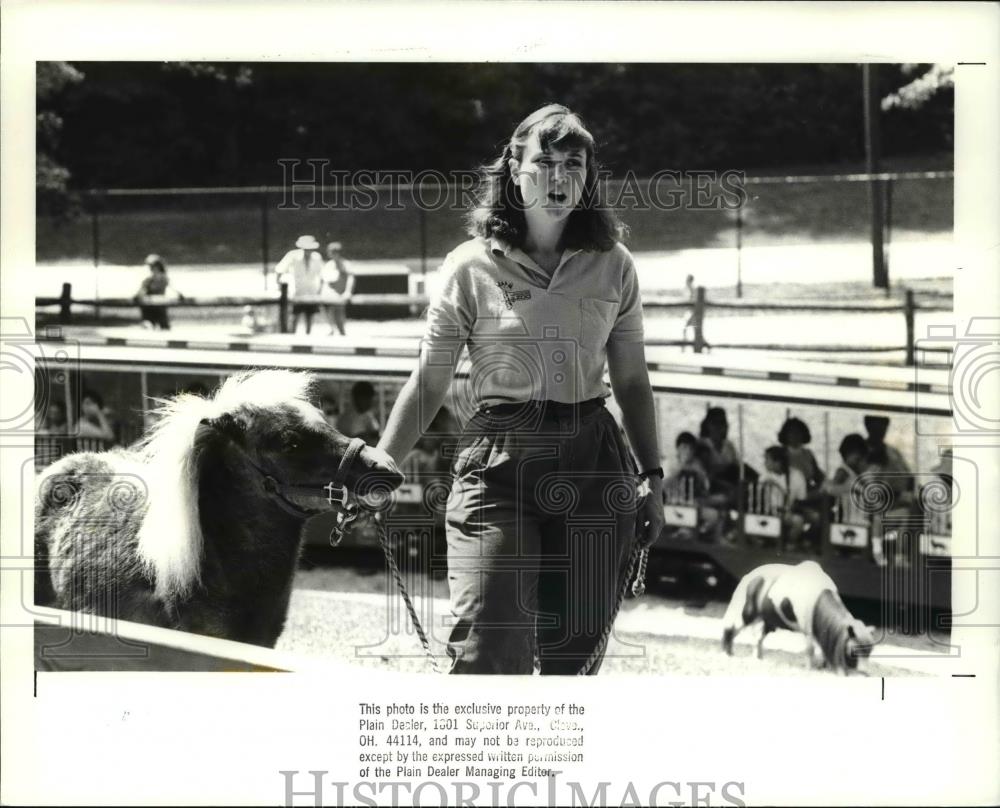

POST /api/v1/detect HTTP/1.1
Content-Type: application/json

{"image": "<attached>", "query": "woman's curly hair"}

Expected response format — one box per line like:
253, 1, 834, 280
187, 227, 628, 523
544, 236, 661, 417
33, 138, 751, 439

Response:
466, 104, 624, 252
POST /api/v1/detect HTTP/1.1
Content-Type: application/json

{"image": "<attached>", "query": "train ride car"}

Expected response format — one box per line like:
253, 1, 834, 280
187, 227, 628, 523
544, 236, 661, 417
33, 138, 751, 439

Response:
32, 329, 954, 615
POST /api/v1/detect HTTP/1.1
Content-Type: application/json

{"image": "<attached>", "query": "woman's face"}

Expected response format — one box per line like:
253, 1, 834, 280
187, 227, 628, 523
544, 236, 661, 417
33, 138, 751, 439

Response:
510, 132, 587, 222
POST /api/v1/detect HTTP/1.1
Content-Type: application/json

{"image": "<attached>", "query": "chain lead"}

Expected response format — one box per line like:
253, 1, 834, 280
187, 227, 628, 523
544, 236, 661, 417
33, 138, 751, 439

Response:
332, 477, 651, 675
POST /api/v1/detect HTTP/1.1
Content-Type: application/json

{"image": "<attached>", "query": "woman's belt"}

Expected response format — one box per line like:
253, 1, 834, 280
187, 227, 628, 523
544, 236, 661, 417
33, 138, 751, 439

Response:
480, 397, 606, 419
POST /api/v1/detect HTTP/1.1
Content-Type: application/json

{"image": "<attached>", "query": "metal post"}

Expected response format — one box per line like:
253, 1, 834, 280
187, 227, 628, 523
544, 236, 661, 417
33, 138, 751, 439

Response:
823, 409, 830, 481
419, 205, 428, 275
261, 189, 270, 289
139, 370, 151, 431
738, 403, 746, 546
904, 288, 916, 367
90, 202, 100, 268
91, 196, 101, 320
693, 286, 706, 354
63, 377, 73, 440
59, 283, 72, 324
819, 494, 833, 559
863, 64, 888, 290
884, 176, 893, 288
279, 281, 289, 334
735, 204, 743, 298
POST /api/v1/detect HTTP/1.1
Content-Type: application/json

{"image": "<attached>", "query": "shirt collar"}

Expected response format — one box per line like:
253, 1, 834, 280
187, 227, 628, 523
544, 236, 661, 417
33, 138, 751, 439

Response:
488, 236, 511, 257
488, 236, 583, 278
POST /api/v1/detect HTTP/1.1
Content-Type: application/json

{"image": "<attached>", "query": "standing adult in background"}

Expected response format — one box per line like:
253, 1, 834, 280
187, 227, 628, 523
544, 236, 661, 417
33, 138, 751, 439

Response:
134, 254, 185, 330
275, 235, 325, 335
322, 241, 355, 336
376, 104, 665, 675
864, 415, 913, 498
682, 273, 697, 348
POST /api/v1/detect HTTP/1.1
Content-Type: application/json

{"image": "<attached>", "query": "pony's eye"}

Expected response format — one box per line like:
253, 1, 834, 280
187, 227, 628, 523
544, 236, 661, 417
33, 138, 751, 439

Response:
278, 433, 300, 451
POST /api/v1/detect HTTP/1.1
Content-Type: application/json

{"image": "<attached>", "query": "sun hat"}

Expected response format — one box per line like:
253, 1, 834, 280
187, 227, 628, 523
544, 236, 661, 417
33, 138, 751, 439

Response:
295, 235, 320, 250
327, 241, 343, 251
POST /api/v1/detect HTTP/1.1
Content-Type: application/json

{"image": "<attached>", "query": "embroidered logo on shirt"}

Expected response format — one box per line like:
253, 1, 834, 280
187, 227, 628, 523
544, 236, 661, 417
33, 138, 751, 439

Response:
496, 280, 531, 310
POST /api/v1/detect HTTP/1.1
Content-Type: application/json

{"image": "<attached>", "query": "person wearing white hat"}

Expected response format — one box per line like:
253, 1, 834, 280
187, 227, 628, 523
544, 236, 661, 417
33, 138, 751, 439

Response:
275, 234, 325, 334
321, 240, 355, 335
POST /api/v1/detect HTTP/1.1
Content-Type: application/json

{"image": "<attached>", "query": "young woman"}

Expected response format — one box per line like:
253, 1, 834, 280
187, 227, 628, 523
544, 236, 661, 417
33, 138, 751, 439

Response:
377, 104, 665, 675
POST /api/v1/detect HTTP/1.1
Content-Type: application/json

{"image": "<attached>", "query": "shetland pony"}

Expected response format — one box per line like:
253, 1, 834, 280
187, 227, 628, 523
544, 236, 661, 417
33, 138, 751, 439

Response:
721, 561, 875, 674
35, 370, 402, 648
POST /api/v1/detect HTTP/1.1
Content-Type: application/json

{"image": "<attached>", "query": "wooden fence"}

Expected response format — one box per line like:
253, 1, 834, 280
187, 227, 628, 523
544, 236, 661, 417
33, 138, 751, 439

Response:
38, 283, 951, 365
644, 286, 952, 365
38, 281, 429, 334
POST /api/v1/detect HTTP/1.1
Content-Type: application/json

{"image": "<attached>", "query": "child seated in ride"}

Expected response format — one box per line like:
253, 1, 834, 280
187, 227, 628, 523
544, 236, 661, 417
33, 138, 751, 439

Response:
664, 431, 723, 540
778, 416, 825, 492
759, 445, 809, 547
666, 431, 711, 499
698, 406, 756, 512
821, 433, 868, 497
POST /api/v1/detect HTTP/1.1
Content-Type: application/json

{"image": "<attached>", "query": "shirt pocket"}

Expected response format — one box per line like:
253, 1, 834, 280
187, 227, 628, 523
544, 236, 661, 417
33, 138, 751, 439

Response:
579, 297, 619, 352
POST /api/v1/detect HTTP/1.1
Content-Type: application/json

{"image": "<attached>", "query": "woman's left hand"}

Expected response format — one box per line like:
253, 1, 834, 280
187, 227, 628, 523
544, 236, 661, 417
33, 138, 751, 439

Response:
637, 476, 666, 548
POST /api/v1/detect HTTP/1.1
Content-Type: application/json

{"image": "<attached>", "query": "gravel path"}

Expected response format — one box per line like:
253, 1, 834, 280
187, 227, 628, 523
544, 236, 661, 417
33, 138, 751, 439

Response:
277, 565, 944, 677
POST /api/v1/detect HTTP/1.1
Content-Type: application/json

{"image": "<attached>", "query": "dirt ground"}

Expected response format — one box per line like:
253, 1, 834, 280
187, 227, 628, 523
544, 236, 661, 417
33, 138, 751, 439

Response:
278, 560, 950, 677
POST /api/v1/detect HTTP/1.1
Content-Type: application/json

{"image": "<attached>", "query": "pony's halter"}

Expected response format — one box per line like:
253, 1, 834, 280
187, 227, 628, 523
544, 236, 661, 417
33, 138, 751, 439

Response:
323, 436, 367, 546
240, 436, 369, 543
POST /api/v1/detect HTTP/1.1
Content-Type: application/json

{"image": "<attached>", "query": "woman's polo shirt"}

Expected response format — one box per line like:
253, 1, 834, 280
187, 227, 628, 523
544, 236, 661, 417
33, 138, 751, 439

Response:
423, 236, 645, 407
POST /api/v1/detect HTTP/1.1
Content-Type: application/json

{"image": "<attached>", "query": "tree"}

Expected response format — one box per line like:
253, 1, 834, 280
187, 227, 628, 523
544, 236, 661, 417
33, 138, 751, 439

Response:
881, 64, 954, 111
37, 62, 84, 218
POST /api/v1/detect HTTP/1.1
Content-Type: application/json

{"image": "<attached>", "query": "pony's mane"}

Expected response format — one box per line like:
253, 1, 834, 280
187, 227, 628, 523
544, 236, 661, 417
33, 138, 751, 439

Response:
134, 370, 316, 601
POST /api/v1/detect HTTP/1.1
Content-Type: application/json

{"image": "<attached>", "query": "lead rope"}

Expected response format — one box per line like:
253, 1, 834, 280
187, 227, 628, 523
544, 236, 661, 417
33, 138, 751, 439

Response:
369, 489, 651, 677
576, 543, 649, 675
373, 517, 443, 673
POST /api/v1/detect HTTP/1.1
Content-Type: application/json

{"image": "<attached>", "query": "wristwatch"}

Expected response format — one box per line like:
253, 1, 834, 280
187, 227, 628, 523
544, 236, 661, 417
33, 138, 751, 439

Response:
637, 466, 664, 481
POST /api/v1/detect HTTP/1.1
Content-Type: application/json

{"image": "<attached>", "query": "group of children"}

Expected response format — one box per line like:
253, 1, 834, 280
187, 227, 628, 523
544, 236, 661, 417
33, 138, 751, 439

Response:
666, 408, 917, 547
